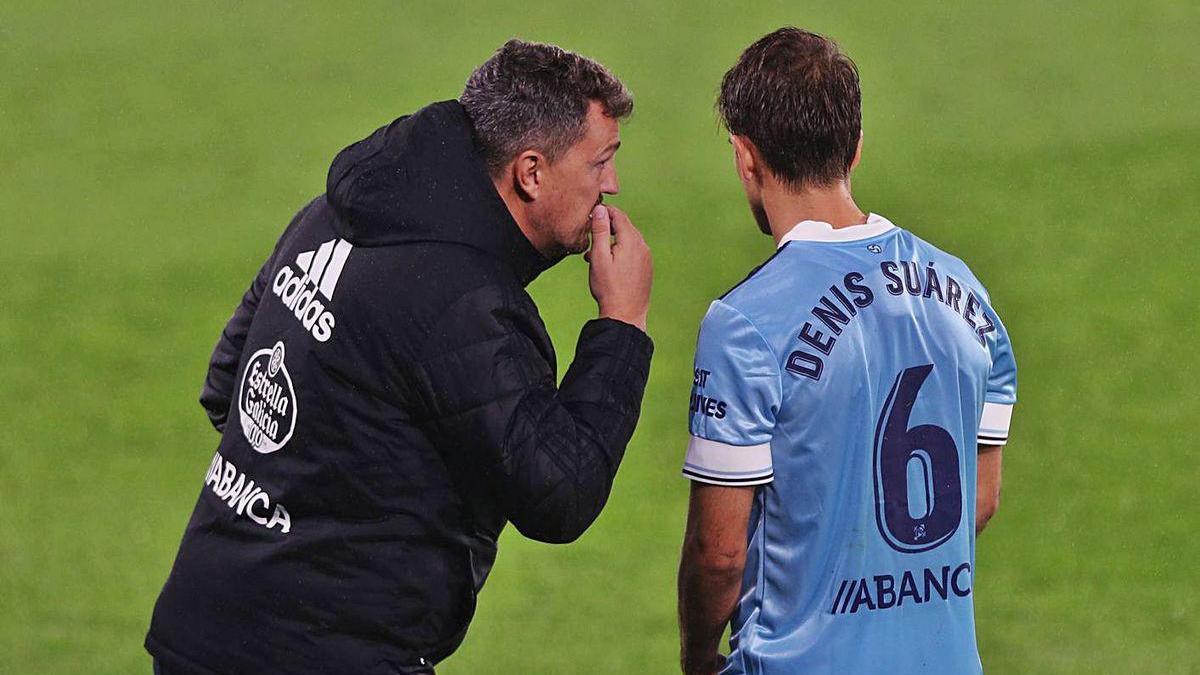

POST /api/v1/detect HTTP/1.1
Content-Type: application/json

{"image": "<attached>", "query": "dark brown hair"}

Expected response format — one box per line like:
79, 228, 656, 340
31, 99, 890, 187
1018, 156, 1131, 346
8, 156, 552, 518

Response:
461, 39, 633, 176
719, 28, 861, 188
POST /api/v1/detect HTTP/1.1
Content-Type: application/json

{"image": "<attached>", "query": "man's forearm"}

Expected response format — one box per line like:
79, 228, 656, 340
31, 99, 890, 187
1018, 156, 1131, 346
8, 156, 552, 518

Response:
498, 318, 652, 543
677, 483, 755, 674
678, 546, 743, 674
420, 315, 652, 545
200, 278, 264, 431
975, 445, 1003, 534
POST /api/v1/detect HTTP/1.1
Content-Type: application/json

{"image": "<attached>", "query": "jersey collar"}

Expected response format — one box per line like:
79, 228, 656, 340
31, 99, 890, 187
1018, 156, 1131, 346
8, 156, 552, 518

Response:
777, 213, 896, 247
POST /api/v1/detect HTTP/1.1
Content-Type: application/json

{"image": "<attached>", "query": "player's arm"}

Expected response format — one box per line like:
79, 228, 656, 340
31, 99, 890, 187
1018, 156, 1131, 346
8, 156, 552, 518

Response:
976, 444, 1003, 534
976, 303, 1016, 536
678, 483, 754, 675
200, 200, 314, 432
676, 299, 780, 673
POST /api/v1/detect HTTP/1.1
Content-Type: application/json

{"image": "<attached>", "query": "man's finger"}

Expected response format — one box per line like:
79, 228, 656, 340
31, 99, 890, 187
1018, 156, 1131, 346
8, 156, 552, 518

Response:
605, 205, 641, 243
589, 204, 612, 262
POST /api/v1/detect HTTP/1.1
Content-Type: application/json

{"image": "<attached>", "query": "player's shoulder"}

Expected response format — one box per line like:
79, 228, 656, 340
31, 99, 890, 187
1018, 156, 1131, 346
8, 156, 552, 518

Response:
898, 226, 993, 302
718, 243, 793, 305
706, 243, 807, 341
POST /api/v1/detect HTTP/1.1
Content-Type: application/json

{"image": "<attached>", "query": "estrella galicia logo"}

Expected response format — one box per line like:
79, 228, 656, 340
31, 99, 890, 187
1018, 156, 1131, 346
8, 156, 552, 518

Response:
239, 341, 297, 454
867, 244, 883, 254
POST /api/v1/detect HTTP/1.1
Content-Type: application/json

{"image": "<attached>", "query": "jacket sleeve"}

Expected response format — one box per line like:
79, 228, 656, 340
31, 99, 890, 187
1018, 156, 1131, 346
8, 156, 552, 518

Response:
199, 201, 312, 432
415, 289, 654, 544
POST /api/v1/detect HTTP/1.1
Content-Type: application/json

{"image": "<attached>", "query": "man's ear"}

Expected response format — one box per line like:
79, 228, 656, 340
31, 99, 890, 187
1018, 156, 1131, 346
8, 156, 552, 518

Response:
512, 149, 544, 202
849, 131, 863, 172
730, 134, 760, 187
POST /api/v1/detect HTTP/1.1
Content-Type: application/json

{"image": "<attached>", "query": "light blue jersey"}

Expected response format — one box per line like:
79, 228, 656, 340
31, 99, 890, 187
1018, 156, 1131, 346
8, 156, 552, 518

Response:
684, 214, 1017, 674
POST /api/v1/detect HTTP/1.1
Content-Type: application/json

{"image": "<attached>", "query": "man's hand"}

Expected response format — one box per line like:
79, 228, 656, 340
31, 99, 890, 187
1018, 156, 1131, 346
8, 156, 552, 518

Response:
587, 204, 652, 332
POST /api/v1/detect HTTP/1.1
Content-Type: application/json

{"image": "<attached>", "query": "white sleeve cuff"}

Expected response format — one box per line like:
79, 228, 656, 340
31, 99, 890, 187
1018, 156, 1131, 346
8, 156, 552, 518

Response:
681, 436, 773, 486
978, 402, 1014, 445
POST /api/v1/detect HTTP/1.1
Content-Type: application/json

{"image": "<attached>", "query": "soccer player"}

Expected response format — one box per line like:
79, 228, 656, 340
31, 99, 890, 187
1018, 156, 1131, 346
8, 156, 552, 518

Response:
677, 28, 1017, 674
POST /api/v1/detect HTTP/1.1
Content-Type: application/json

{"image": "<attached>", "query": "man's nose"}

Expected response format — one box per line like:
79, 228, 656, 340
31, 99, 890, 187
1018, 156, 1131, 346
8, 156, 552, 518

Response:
601, 164, 619, 195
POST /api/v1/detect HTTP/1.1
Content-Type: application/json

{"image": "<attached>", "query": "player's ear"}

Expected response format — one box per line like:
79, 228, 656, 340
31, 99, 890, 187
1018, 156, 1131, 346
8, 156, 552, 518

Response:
512, 149, 544, 201
730, 134, 760, 186
849, 131, 863, 172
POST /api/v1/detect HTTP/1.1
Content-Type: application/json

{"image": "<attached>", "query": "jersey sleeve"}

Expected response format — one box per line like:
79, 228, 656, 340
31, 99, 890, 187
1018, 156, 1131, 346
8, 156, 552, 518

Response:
682, 300, 781, 486
978, 308, 1017, 446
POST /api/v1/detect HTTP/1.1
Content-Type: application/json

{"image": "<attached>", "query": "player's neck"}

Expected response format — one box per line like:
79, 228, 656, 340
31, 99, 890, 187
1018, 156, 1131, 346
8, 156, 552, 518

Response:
763, 180, 867, 246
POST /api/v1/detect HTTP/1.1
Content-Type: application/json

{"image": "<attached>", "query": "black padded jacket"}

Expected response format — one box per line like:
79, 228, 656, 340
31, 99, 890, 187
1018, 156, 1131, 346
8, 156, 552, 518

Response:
145, 100, 653, 674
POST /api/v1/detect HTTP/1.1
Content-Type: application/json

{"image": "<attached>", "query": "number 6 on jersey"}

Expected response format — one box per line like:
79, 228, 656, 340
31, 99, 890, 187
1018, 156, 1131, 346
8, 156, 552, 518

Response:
873, 364, 963, 553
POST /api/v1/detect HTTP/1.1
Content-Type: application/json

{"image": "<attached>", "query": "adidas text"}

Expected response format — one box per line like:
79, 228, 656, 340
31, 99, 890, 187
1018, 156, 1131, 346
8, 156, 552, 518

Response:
270, 239, 352, 342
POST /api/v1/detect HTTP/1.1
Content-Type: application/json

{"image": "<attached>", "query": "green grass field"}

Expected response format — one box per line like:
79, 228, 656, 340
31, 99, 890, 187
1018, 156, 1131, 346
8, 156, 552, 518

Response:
2, 2, 1198, 672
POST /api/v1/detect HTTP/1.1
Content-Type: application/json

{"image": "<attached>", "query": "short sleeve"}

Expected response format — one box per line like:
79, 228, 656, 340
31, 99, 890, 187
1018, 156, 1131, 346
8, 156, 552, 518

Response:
682, 301, 781, 486
978, 308, 1017, 446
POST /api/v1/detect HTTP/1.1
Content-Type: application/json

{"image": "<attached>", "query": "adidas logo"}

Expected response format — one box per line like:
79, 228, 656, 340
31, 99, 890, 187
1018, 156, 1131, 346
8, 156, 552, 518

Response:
270, 238, 353, 343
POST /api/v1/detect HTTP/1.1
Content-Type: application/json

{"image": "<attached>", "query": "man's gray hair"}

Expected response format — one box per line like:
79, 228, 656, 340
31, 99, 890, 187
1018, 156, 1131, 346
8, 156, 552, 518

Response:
461, 39, 633, 176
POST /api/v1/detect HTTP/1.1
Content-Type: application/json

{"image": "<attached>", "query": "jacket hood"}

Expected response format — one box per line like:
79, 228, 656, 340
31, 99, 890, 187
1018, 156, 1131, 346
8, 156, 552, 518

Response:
326, 100, 552, 285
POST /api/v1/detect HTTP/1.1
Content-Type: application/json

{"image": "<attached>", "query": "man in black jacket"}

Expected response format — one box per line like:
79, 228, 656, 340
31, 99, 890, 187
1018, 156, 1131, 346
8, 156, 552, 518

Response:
146, 40, 653, 674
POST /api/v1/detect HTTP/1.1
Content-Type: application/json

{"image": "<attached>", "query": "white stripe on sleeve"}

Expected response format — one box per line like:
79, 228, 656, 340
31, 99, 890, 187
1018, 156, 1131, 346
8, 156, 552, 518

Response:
681, 436, 773, 486
978, 402, 1014, 445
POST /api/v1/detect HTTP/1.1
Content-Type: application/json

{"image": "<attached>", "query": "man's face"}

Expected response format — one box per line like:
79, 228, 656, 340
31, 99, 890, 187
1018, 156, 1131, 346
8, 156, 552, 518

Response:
530, 101, 621, 256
